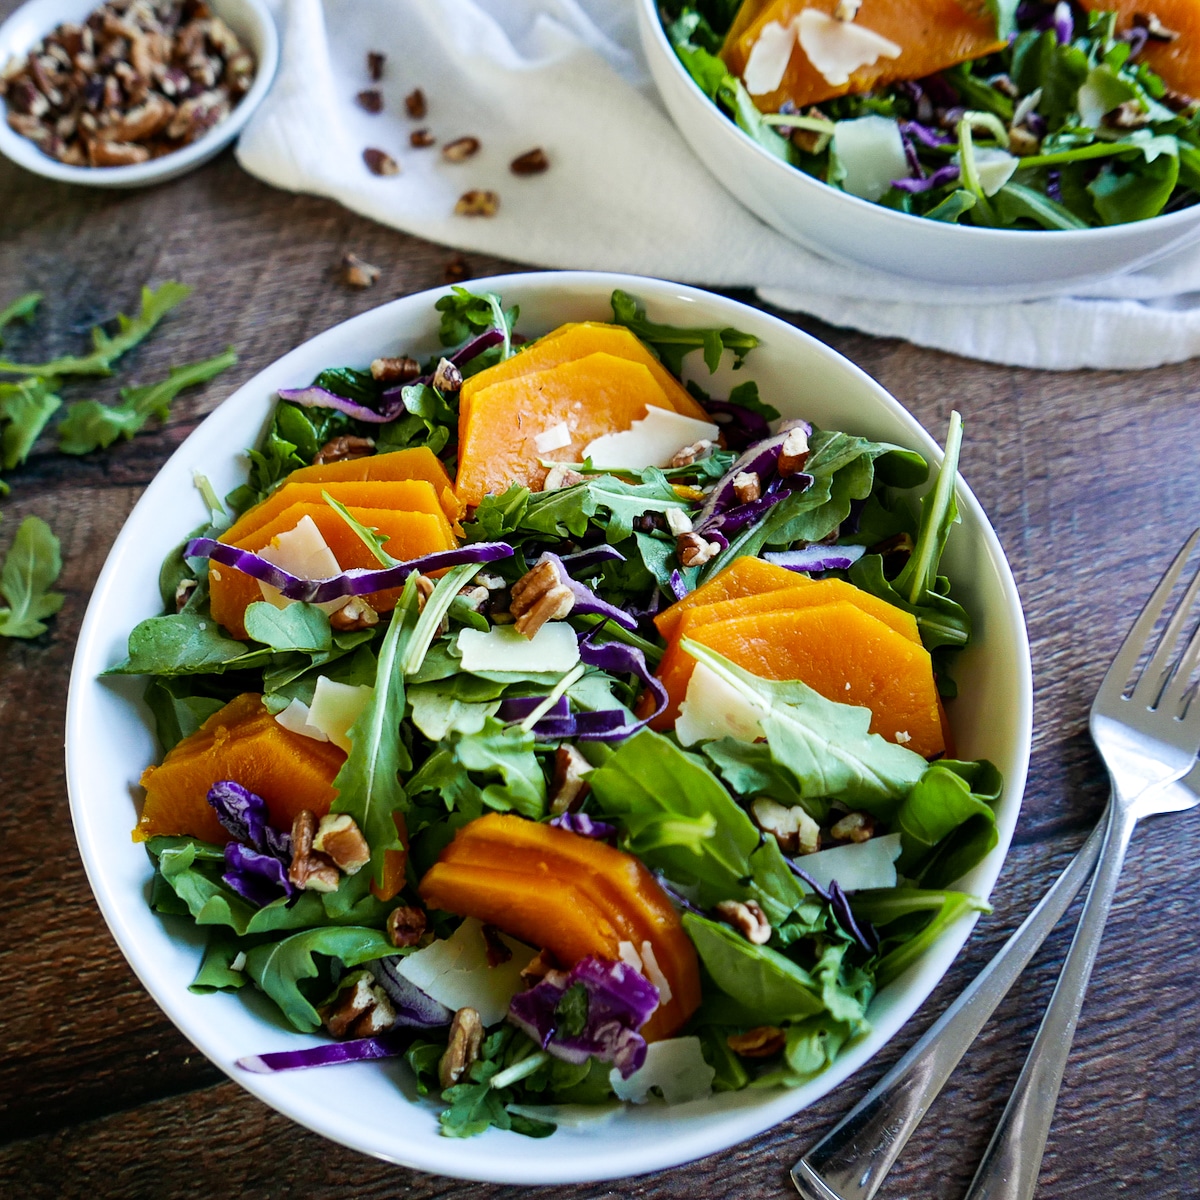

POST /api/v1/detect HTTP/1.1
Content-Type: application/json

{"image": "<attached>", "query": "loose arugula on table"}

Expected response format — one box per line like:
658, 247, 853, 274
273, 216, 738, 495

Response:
122, 285, 1001, 1140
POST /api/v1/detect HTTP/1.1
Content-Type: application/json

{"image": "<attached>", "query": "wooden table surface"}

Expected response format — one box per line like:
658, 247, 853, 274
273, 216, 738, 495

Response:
3, 90, 1200, 1200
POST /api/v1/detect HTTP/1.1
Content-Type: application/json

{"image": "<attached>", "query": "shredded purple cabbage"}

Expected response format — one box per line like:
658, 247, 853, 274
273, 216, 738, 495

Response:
899, 120, 954, 150
1052, 0, 1073, 43
763, 544, 866, 573
368, 958, 455, 1028
276, 386, 406, 424
539, 552, 637, 631
186, 539, 514, 605
207, 781, 296, 905
891, 164, 961, 194
508, 955, 659, 1079
560, 544, 626, 573
787, 859, 878, 955
667, 569, 688, 601
237, 1031, 409, 1074
700, 473, 812, 539
497, 691, 642, 742
549, 812, 617, 842
653, 872, 708, 918
701, 399, 772, 450
576, 629, 668, 740
223, 842, 296, 906
384, 327, 506, 399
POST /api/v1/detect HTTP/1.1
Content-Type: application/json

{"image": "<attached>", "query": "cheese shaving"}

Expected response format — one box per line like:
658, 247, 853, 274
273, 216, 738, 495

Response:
743, 20, 796, 96
796, 9, 901, 88
534, 421, 572, 454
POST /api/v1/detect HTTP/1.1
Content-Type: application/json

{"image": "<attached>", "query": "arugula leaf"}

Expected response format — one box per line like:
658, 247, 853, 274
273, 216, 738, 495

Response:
143, 676, 229, 753
331, 578, 420, 886
58, 348, 237, 455
701, 737, 827, 821
0, 282, 191, 378
435, 286, 517, 368
0, 377, 62, 471
0, 516, 65, 638
376, 382, 457, 458
107, 612, 273, 676
0, 292, 41, 344
985, 0, 1020, 40
1089, 152, 1180, 224
610, 290, 759, 375
242, 601, 332, 654
311, 366, 378, 405
243, 926, 396, 1032
451, 717, 547, 818
190, 931, 248, 992
681, 642, 927, 817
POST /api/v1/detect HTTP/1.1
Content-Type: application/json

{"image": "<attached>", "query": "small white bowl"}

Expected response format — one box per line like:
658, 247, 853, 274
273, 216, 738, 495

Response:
66, 272, 1031, 1183
0, 0, 277, 188
636, 0, 1200, 292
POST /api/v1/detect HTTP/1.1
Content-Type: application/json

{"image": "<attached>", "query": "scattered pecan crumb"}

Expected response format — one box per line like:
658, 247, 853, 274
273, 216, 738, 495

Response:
442, 135, 480, 162
362, 147, 399, 176
409, 127, 435, 148
320, 973, 396, 1039
404, 87, 426, 119
1134, 11, 1180, 40
510, 559, 575, 638
667, 439, 713, 468
370, 355, 420, 384
314, 434, 376, 464
1105, 100, 1151, 130
288, 810, 340, 893
727, 1026, 786, 1058
830, 811, 876, 844
356, 89, 383, 114
1008, 126, 1040, 156
366, 50, 386, 81
439, 1007, 484, 1089
751, 798, 820, 856
455, 189, 499, 217
542, 464, 586, 490
732, 470, 761, 504
443, 254, 469, 283
550, 743, 592, 815
341, 251, 381, 288
777, 425, 810, 476
482, 925, 513, 968
174, 578, 197, 613
314, 813, 371, 875
510, 147, 549, 175
386, 904, 427, 948
520, 948, 557, 986
714, 899, 772, 945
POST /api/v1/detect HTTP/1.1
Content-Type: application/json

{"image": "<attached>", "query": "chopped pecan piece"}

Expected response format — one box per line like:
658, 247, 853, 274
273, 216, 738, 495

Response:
509, 559, 575, 638
356, 89, 383, 114
455, 189, 499, 217
88, 138, 149, 165
431, 357, 463, 393
482, 925, 513, 968
777, 426, 810, 476
320, 972, 396, 1039
751, 798, 820, 856
404, 87, 427, 119
714, 899, 772, 945
732, 470, 761, 504
676, 530, 721, 568
442, 135, 480, 162
387, 904, 427, 948
329, 598, 379, 632
409, 128, 435, 148
314, 434, 376, 464
520, 948, 557, 986
104, 92, 174, 140
542, 464, 586, 490
510, 147, 549, 175
362, 147, 399, 176
341, 251, 381, 288
370, 355, 420, 384
366, 50, 386, 81
288, 809, 340, 893
314, 813, 371, 875
550, 743, 592, 815
439, 1007, 484, 1089
830, 811, 876, 844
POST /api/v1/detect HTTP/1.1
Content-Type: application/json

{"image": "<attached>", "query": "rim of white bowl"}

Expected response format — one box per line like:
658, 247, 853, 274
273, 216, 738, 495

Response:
65, 271, 1033, 1184
0, 0, 278, 187
639, 0, 1200, 247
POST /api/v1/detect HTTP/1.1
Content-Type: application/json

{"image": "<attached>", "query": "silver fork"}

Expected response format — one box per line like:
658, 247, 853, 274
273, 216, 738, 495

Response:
792, 529, 1200, 1200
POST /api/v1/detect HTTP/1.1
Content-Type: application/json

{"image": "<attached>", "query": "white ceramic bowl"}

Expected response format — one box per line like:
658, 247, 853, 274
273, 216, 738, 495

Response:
0, 0, 277, 188
636, 0, 1200, 292
66, 272, 1032, 1184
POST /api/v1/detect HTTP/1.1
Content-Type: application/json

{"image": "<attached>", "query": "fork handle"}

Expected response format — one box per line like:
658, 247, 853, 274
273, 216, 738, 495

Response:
962, 799, 1137, 1200
791, 818, 1106, 1200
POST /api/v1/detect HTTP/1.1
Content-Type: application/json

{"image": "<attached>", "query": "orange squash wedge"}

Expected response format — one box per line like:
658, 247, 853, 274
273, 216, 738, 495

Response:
654, 555, 807, 640
460, 322, 711, 424
1078, 0, 1200, 96
722, 0, 1006, 112
208, 503, 456, 640
136, 693, 346, 843
419, 813, 702, 1041
651, 577, 923, 728
284, 447, 462, 525
454, 352, 682, 507
663, 601, 945, 758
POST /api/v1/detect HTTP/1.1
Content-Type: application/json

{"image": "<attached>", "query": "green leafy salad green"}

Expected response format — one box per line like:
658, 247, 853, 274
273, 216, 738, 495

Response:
664, 0, 1200, 228
116, 284, 1004, 1139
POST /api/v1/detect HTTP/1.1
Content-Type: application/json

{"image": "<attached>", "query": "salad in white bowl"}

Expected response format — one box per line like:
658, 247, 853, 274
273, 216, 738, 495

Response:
67, 274, 1030, 1181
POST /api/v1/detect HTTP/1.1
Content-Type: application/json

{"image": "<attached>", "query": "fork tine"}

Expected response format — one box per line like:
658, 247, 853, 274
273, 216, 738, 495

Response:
1095, 528, 1200, 709
1159, 615, 1200, 720
1131, 556, 1200, 709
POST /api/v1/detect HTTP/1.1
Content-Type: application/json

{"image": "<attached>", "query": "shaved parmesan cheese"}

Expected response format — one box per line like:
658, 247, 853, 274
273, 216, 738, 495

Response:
794, 831, 903, 893
583, 407, 719, 471
797, 10, 900, 88
833, 115, 908, 202
675, 661, 766, 747
257, 515, 345, 613
534, 421, 572, 454
743, 19, 796, 95
305, 676, 374, 753
274, 698, 328, 742
610, 1037, 715, 1105
963, 147, 1019, 197
618, 940, 644, 971
457, 622, 580, 674
396, 917, 536, 1026
639, 941, 672, 1006
506, 1102, 621, 1128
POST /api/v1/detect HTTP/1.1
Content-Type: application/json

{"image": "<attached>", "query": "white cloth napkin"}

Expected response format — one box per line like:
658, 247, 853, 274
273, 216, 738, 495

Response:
236, 0, 1200, 370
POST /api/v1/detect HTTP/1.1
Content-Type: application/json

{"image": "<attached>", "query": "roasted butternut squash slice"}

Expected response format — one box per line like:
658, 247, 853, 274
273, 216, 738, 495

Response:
284, 447, 462, 524
723, 0, 1005, 112
137, 693, 345, 843
419, 813, 702, 1040
1079, 1, 1200, 96
654, 554, 807, 640
222, 479, 454, 547
660, 601, 945, 757
460, 322, 711, 423
208, 503, 456, 640
651, 577, 923, 728
454, 352, 681, 507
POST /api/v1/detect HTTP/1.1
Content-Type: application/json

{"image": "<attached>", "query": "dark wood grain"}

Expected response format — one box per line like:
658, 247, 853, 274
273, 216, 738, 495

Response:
2, 33, 1200, 1196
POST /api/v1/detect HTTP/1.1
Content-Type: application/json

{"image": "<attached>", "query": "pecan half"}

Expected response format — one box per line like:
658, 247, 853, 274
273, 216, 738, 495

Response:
439, 1007, 484, 1089
386, 904, 427, 948
510, 147, 549, 175
288, 809, 340, 893
510, 558, 575, 638
442, 135, 480, 162
356, 89, 383, 114
732, 470, 761, 504
727, 1026, 786, 1058
714, 899, 772, 945
751, 798, 820, 856
341, 251, 381, 288
314, 434, 376, 464
320, 971, 396, 1039
409, 128, 435, 148
676, 531, 721, 568
404, 87, 427, 119
550, 743, 592, 815
362, 147, 399, 176
370, 355, 420, 384
830, 811, 876, 844
314, 813, 371, 874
